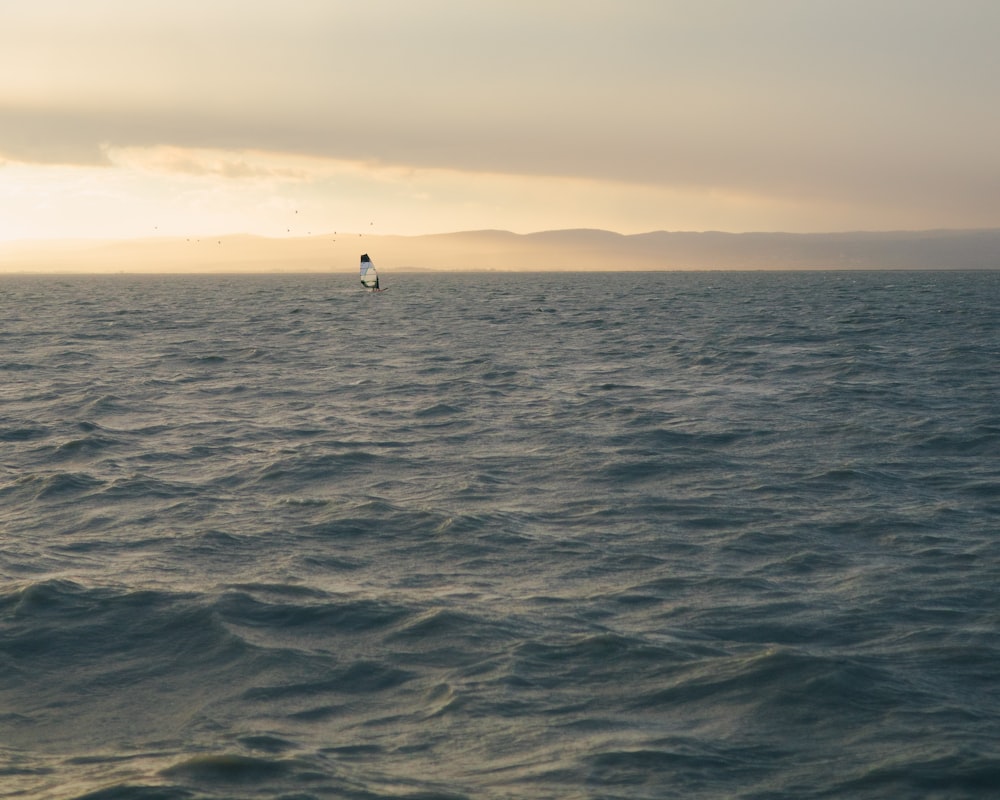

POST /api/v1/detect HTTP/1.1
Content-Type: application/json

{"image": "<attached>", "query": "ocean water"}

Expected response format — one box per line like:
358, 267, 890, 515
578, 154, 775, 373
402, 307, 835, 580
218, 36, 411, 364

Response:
2, 269, 999, 799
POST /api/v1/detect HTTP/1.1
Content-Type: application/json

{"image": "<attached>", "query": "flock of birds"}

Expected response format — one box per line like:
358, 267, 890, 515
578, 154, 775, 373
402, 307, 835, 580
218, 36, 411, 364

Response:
155, 214, 376, 246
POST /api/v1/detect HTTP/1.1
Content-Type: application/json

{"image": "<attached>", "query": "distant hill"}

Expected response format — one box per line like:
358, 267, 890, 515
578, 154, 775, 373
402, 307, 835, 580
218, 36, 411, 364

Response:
2, 228, 999, 273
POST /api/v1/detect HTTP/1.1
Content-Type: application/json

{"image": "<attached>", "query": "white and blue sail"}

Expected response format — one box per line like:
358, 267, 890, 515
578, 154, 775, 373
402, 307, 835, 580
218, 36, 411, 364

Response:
359, 253, 380, 291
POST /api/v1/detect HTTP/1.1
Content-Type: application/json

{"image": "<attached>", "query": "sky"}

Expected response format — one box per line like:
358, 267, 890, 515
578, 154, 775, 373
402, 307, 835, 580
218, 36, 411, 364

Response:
2, 0, 999, 242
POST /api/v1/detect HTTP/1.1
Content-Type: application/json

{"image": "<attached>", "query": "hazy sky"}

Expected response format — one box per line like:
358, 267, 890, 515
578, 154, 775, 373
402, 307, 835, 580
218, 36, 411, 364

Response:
2, 0, 998, 241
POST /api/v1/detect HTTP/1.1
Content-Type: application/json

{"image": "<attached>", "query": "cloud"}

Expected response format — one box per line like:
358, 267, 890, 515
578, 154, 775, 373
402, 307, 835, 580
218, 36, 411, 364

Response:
2, 1, 999, 235
105, 146, 312, 181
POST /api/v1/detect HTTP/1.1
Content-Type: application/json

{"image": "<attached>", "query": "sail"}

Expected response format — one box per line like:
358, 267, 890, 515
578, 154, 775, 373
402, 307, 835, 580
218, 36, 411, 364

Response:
359, 253, 379, 290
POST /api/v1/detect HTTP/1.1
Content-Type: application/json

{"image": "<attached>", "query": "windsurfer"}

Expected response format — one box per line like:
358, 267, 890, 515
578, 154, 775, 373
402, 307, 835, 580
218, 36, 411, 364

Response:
359, 253, 382, 292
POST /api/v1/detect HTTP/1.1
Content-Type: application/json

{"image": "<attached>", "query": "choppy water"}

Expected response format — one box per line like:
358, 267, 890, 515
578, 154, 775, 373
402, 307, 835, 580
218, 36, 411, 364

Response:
2, 270, 999, 799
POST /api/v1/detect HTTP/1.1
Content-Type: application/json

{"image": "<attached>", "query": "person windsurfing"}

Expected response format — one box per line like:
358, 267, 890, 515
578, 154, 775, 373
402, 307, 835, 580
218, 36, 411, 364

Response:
359, 253, 381, 292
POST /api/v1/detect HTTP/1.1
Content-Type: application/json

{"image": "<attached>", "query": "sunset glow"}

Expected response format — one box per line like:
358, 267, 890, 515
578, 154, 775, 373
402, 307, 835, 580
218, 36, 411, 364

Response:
3, 1, 999, 249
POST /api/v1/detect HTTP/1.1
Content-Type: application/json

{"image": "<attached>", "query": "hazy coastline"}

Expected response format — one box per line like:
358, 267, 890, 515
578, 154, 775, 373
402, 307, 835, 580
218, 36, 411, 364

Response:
2, 228, 999, 273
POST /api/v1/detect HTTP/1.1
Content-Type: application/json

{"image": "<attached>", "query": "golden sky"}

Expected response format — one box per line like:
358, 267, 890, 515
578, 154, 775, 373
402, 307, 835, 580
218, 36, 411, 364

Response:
2, 0, 999, 242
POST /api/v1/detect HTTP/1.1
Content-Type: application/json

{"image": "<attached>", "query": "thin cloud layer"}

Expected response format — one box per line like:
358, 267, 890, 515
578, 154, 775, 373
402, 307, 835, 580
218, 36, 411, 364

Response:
2, 1, 999, 238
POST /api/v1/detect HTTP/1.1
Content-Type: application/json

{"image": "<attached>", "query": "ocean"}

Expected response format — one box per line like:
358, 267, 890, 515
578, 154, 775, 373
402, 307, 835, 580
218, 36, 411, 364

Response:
2, 270, 999, 799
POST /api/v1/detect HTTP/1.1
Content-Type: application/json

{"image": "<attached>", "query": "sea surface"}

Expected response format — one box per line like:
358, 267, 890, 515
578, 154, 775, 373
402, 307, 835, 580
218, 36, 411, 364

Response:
2, 270, 999, 799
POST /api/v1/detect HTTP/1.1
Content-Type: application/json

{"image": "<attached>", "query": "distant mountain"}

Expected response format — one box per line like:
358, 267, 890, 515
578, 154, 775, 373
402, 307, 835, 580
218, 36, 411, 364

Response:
2, 228, 998, 272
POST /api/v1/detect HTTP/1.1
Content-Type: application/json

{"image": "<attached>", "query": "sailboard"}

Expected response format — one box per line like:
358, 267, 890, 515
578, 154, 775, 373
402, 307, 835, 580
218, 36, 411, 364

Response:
359, 253, 385, 292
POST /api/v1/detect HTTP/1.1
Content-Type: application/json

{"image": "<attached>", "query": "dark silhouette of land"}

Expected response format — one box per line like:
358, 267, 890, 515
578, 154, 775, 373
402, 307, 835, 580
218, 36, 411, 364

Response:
3, 228, 998, 273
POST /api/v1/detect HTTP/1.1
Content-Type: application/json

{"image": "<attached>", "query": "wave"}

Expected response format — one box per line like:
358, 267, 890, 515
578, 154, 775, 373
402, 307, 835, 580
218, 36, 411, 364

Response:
3, 271, 1000, 798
